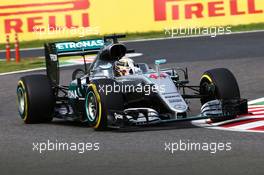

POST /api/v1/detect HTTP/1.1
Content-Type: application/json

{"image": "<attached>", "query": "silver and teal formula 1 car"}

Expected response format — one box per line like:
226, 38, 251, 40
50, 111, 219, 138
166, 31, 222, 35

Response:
17, 35, 248, 130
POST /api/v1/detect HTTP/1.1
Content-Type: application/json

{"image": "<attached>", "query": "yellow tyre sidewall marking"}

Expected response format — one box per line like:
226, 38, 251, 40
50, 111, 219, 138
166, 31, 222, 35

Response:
89, 84, 102, 129
18, 80, 28, 122
201, 74, 213, 83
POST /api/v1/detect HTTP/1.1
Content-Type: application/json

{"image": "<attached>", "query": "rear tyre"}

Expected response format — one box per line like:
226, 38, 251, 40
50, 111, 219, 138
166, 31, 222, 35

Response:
17, 75, 55, 123
200, 68, 240, 122
85, 79, 124, 131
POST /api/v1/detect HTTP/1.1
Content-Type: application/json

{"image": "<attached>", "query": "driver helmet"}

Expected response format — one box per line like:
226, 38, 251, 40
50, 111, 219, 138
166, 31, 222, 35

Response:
115, 57, 136, 76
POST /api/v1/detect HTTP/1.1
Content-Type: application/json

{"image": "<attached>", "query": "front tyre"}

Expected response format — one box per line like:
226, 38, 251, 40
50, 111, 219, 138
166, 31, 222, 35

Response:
17, 75, 55, 123
85, 79, 124, 131
200, 68, 240, 104
200, 68, 240, 122
85, 84, 107, 130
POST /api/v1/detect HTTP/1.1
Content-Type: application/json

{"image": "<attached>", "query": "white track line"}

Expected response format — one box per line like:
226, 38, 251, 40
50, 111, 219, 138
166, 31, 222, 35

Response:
0, 63, 82, 76
192, 114, 264, 127
252, 111, 264, 115
0, 47, 42, 53
248, 97, 264, 105
0, 67, 46, 75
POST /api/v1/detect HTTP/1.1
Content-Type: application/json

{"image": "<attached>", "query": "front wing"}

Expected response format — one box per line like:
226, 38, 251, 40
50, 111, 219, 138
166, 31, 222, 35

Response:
106, 99, 248, 129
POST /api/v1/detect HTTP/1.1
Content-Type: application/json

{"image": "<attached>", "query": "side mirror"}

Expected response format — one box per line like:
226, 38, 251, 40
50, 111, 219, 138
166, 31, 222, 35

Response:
155, 59, 167, 65
155, 59, 167, 77
72, 69, 85, 80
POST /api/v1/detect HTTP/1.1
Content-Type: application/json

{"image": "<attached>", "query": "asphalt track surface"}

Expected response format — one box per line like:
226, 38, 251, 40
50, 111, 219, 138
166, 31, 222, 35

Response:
1, 32, 264, 175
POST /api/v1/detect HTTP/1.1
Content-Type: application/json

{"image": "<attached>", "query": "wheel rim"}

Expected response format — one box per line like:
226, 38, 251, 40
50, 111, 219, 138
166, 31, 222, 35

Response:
200, 80, 216, 104
17, 87, 25, 116
86, 91, 98, 122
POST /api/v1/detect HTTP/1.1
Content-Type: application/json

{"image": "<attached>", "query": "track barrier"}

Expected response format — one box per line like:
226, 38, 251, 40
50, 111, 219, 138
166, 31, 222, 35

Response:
5, 33, 21, 63
5, 35, 11, 62
14, 33, 20, 63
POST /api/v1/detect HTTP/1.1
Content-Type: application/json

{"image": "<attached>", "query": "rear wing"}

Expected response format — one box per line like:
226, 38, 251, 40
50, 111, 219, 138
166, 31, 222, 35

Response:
45, 39, 104, 57
44, 39, 104, 85
44, 35, 134, 85
45, 34, 127, 58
